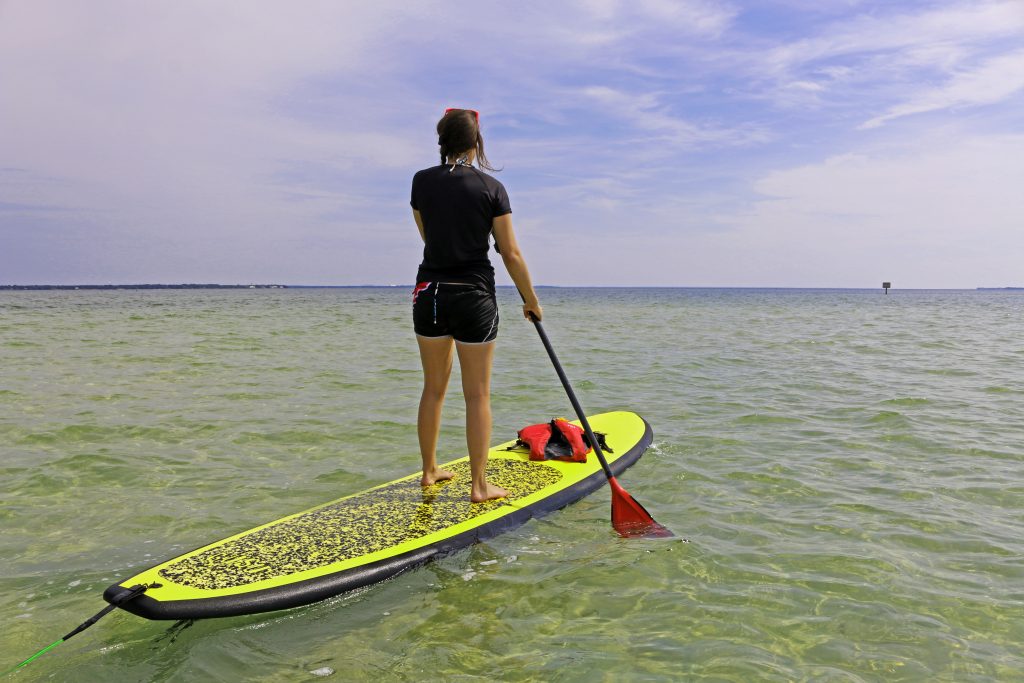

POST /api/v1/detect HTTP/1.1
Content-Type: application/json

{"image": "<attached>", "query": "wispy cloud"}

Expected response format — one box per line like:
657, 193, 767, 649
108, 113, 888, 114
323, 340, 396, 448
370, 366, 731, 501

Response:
575, 85, 769, 149
741, 1, 1024, 115
570, 0, 737, 37
760, 1, 1023, 73
860, 49, 1024, 128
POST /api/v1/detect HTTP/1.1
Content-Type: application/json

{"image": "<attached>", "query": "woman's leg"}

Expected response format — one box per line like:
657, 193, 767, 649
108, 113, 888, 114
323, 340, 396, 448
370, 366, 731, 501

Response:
456, 341, 507, 502
416, 335, 456, 486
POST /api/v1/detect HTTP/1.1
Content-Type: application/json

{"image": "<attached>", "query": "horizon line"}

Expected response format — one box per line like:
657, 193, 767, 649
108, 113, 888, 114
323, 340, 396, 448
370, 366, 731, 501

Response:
2, 283, 1021, 291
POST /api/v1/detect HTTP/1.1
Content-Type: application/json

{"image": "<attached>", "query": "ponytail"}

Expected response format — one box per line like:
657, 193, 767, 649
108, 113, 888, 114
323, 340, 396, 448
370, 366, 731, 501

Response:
436, 109, 499, 171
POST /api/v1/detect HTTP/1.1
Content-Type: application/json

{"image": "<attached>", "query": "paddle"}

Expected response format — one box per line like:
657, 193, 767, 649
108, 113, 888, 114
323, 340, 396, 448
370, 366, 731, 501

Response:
525, 310, 673, 538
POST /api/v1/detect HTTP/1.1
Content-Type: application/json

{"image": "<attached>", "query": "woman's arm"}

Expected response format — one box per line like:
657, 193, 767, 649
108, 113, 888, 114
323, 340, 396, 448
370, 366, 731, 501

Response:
413, 209, 426, 243
492, 214, 542, 321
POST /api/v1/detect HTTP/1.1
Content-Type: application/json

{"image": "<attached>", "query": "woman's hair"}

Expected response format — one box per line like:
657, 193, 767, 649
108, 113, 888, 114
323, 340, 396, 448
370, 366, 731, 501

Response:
437, 109, 498, 171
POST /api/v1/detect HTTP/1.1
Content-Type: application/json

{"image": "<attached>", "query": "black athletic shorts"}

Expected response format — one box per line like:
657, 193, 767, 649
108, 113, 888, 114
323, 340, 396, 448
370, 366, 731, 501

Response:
412, 281, 499, 344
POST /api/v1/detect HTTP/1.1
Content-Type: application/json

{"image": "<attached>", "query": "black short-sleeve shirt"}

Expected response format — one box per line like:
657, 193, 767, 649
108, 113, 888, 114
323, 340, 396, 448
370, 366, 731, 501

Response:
411, 164, 511, 292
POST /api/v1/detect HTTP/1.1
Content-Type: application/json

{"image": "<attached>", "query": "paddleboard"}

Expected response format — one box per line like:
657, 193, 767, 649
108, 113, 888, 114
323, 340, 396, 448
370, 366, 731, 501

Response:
104, 411, 653, 620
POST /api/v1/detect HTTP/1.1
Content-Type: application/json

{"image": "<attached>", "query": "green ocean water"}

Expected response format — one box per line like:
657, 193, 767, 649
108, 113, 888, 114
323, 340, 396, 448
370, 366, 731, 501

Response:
2, 287, 1023, 682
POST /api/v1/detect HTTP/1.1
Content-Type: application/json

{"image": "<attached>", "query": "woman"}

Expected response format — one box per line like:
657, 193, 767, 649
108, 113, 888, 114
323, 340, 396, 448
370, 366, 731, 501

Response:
411, 108, 542, 503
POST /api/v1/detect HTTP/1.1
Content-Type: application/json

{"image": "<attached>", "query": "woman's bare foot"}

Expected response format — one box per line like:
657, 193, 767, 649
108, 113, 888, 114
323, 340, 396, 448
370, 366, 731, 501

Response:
470, 482, 508, 503
421, 467, 455, 487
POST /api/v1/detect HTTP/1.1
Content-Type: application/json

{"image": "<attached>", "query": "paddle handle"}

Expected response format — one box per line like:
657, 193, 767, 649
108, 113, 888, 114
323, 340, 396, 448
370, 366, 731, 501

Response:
527, 315, 616, 482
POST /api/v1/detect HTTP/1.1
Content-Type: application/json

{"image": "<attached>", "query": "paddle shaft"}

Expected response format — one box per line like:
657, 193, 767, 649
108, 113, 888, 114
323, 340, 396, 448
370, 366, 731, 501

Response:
528, 316, 616, 481
517, 292, 669, 536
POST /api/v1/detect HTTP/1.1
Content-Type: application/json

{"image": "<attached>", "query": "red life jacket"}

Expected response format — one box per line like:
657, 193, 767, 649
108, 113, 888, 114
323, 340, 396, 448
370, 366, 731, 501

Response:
515, 419, 591, 463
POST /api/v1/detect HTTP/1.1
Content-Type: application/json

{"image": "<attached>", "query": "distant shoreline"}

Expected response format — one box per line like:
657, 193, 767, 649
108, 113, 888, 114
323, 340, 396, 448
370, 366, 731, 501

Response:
0, 284, 288, 291
2, 284, 1022, 291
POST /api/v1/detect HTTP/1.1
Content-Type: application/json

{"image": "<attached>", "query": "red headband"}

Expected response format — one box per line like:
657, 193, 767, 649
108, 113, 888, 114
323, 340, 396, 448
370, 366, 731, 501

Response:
444, 108, 479, 122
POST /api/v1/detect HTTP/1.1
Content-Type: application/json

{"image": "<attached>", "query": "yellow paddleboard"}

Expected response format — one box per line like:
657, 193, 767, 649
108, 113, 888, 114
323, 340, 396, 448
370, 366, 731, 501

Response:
104, 411, 653, 619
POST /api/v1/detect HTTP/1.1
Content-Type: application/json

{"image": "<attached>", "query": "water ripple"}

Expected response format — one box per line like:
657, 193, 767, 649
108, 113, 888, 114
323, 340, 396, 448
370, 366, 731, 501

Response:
2, 288, 1024, 681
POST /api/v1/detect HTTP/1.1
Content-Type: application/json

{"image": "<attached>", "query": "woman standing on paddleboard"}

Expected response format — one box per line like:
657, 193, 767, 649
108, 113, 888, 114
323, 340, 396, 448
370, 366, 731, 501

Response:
411, 108, 542, 503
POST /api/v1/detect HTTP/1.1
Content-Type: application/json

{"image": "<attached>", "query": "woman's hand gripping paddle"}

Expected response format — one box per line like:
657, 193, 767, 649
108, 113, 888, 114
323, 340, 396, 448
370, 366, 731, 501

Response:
526, 312, 672, 538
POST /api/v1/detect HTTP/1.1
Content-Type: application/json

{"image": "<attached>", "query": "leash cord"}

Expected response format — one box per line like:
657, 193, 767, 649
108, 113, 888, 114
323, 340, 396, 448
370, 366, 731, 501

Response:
4, 583, 152, 677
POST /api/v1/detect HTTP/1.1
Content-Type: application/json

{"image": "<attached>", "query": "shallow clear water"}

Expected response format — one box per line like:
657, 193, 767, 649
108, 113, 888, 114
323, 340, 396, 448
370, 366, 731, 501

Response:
2, 288, 1023, 682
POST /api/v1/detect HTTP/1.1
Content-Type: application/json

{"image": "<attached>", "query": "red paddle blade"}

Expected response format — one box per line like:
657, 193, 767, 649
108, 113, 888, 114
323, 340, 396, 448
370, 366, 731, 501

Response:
609, 478, 674, 538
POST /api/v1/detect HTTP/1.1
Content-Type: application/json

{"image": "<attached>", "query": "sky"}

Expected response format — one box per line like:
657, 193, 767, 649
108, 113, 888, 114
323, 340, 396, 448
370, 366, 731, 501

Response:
1, 0, 1022, 288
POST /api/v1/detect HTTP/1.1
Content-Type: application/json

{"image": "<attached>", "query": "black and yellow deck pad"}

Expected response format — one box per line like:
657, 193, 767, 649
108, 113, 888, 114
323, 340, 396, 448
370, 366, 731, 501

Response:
104, 411, 653, 619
